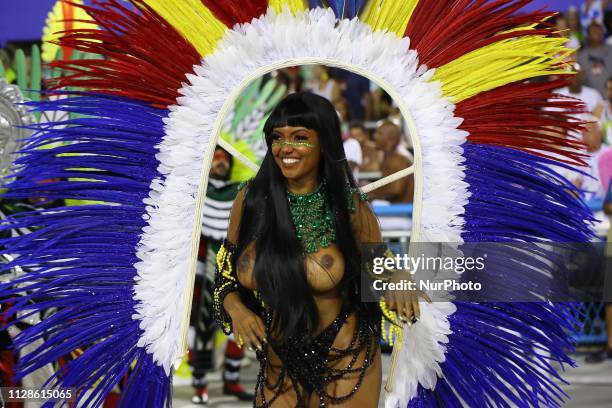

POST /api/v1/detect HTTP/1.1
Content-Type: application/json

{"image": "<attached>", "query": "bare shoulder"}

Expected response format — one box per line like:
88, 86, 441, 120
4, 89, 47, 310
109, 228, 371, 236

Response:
386, 152, 411, 169
227, 185, 248, 244
349, 192, 382, 245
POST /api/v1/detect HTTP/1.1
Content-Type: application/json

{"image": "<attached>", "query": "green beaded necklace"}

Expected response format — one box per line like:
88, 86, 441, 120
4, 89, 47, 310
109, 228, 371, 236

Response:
286, 181, 335, 254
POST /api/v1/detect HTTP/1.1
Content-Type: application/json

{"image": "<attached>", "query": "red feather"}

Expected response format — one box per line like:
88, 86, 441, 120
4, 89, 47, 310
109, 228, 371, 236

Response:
60, 0, 75, 61
405, 0, 556, 68
455, 78, 589, 167
201, 0, 268, 27
47, 0, 201, 109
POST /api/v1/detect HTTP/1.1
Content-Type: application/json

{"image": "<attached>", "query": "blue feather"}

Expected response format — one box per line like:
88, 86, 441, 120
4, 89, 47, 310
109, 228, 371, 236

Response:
308, 0, 366, 19
0, 94, 172, 406
408, 143, 595, 407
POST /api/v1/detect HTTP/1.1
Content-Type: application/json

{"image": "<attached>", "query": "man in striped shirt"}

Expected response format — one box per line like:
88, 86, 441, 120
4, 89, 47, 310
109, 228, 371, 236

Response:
190, 147, 253, 405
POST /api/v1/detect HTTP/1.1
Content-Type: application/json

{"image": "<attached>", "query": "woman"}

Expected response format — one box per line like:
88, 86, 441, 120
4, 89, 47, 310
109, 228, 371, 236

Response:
305, 65, 341, 102
213, 92, 418, 407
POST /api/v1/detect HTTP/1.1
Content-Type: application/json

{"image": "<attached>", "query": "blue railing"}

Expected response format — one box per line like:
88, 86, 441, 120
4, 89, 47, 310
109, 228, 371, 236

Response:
574, 302, 608, 344
373, 200, 603, 217
372, 204, 413, 216
588, 199, 604, 212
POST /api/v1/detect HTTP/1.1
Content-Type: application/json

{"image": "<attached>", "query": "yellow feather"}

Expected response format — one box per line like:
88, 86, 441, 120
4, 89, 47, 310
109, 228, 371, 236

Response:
269, 0, 308, 14
145, 0, 227, 57
360, 0, 419, 37
42, 0, 96, 63
434, 35, 570, 102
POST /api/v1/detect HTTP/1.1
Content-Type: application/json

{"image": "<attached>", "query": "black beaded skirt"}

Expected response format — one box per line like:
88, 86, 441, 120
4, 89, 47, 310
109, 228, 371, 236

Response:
254, 305, 380, 407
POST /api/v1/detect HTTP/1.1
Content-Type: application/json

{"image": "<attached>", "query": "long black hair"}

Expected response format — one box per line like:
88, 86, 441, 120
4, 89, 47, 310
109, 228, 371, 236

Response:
236, 92, 362, 341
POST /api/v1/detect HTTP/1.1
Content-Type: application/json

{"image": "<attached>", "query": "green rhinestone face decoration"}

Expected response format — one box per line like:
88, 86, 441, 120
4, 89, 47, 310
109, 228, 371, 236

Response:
271, 139, 318, 149
286, 181, 335, 254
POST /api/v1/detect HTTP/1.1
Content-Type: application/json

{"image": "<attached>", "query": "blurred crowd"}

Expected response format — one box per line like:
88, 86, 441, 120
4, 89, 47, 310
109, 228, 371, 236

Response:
552, 1, 612, 201
551, 0, 612, 366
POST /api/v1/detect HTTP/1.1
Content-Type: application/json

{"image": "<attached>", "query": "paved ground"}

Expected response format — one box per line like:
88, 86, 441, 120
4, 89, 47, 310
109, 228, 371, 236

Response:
172, 351, 612, 407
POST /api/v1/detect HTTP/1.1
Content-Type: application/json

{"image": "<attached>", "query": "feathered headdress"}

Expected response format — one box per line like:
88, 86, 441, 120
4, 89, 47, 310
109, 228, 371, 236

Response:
41, 0, 95, 63
0, 1, 595, 407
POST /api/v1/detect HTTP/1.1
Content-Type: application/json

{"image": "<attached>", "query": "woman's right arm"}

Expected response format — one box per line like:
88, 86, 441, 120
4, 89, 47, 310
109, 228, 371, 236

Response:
212, 186, 266, 350
212, 187, 247, 334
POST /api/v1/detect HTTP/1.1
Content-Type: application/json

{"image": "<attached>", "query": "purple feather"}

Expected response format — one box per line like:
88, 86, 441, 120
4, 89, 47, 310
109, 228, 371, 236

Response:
408, 143, 595, 407
0, 94, 172, 406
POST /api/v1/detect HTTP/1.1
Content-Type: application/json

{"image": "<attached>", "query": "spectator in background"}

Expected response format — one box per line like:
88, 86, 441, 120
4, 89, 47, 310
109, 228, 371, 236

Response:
602, 76, 612, 142
553, 13, 581, 49
369, 121, 413, 204
190, 147, 253, 405
555, 62, 606, 199
578, 117, 606, 200
304, 65, 341, 102
334, 97, 362, 181
331, 69, 371, 120
547, 114, 605, 200
284, 66, 303, 93
368, 86, 394, 121
342, 130, 362, 183
557, 63, 605, 119
584, 151, 612, 363
568, 6, 585, 45
350, 122, 383, 173
334, 96, 352, 135
581, 0, 609, 31
579, 21, 612, 97
368, 121, 413, 232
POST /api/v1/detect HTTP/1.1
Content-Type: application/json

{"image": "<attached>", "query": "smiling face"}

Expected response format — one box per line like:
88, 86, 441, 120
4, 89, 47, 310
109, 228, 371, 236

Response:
350, 126, 368, 145
270, 126, 321, 183
374, 122, 401, 154
588, 23, 605, 47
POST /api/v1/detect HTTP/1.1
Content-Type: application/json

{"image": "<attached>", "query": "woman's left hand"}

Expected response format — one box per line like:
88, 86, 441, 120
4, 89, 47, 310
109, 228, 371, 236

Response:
384, 273, 431, 324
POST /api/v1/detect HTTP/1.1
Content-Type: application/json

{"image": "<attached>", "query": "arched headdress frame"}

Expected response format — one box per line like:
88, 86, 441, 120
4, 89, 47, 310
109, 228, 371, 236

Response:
152, 16, 463, 388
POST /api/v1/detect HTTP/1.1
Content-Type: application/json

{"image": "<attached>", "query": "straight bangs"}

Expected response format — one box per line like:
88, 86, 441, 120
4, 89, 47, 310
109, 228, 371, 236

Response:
264, 97, 321, 145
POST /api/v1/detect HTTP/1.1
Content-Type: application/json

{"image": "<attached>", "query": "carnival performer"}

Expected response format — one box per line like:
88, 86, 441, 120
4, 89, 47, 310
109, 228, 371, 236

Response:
191, 146, 253, 404
213, 91, 417, 407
